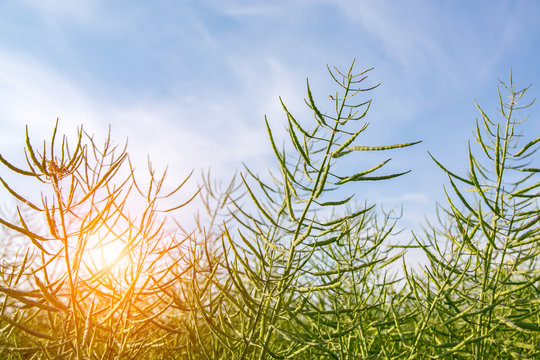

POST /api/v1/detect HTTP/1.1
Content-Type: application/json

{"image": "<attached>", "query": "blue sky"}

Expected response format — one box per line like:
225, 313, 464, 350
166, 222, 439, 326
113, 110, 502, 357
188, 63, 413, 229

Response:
0, 0, 539, 233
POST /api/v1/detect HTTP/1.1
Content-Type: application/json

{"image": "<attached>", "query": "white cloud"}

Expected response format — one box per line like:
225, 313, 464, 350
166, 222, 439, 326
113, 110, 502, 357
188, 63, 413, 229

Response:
0, 46, 278, 188
0, 50, 97, 138
325, 0, 527, 90
20, 0, 99, 24
206, 1, 279, 17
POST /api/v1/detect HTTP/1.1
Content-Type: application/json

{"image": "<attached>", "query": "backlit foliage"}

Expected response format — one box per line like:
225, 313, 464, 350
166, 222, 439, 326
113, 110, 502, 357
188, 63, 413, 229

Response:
0, 62, 538, 359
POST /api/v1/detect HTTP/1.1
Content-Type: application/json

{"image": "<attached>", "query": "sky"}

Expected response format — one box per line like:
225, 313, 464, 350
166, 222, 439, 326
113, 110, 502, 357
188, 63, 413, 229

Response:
0, 0, 539, 239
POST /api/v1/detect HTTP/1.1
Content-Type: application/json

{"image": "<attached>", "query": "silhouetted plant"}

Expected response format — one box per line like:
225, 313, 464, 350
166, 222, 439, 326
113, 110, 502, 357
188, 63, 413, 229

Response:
0, 123, 197, 358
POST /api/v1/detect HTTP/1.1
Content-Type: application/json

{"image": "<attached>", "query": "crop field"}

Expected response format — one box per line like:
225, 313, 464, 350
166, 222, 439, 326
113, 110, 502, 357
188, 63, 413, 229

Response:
0, 62, 539, 359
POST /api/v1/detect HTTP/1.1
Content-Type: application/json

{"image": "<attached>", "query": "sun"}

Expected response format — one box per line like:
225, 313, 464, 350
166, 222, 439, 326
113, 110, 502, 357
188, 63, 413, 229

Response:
85, 231, 128, 272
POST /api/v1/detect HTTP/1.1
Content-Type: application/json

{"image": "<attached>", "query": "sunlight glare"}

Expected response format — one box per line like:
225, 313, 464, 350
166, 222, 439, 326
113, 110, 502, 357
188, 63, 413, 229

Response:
86, 232, 128, 272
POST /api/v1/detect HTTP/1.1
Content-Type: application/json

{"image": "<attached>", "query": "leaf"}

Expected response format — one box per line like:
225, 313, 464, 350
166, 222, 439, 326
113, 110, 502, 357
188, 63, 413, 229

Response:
0, 176, 41, 210
345, 140, 422, 152
313, 159, 331, 198
306, 79, 329, 128
494, 124, 502, 178
265, 116, 287, 170
76, 153, 127, 205
335, 159, 391, 184
321, 205, 375, 227
0, 153, 36, 176
240, 174, 279, 228
296, 277, 346, 292
0, 314, 55, 340
497, 315, 540, 333
514, 136, 540, 157
288, 120, 310, 166
429, 152, 473, 185
0, 216, 50, 254
280, 97, 314, 139
25, 125, 46, 174
330, 122, 369, 158
340, 170, 411, 183
317, 194, 355, 206
312, 260, 380, 276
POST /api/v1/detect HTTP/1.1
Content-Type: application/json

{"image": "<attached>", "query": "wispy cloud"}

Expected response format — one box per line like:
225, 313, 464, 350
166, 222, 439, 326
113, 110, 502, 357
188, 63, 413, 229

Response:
19, 0, 99, 25
0, 0, 538, 230
205, 1, 279, 17
0, 50, 95, 136
0, 45, 295, 183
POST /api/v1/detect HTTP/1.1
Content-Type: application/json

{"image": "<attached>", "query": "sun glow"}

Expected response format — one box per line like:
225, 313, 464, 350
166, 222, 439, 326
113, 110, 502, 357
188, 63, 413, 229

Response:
86, 232, 129, 272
